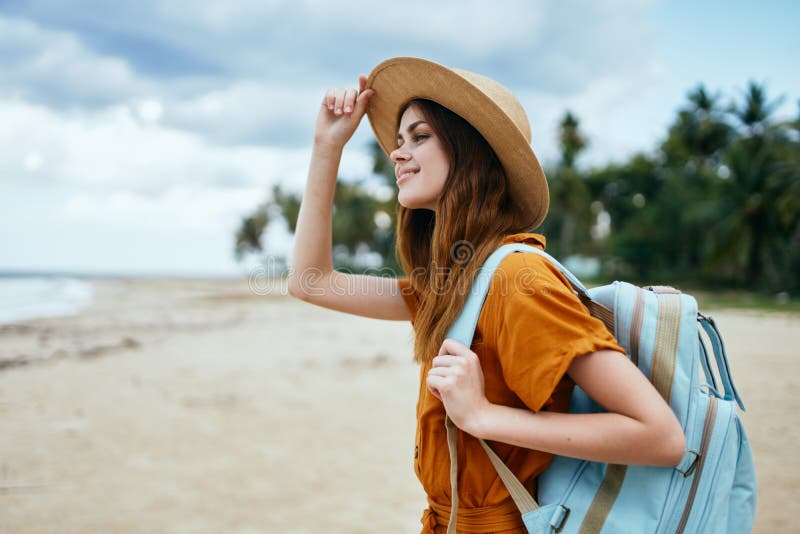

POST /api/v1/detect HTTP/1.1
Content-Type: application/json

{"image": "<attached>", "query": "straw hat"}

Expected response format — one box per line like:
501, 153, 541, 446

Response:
365, 56, 549, 230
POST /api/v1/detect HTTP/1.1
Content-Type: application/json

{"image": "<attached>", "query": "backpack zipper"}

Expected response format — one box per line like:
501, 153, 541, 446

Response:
629, 287, 645, 366
675, 395, 718, 534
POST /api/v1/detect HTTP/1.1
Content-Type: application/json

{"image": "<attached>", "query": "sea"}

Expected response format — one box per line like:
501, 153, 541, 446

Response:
0, 273, 95, 324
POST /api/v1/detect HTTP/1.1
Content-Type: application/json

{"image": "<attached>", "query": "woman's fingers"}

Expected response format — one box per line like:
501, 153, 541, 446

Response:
322, 75, 373, 117
438, 338, 471, 356
427, 381, 442, 401
432, 354, 463, 367
343, 87, 357, 113
426, 374, 449, 396
428, 366, 458, 377
324, 87, 358, 115
434, 339, 477, 366
323, 88, 335, 110
333, 87, 347, 115
354, 88, 373, 115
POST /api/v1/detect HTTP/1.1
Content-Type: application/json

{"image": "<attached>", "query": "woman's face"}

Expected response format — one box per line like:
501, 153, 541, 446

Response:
390, 104, 450, 211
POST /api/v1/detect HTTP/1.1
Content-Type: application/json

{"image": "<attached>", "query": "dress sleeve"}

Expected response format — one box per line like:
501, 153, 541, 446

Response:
484, 252, 625, 412
396, 277, 420, 324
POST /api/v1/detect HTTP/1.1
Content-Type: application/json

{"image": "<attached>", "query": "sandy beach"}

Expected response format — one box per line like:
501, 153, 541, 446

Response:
0, 277, 796, 533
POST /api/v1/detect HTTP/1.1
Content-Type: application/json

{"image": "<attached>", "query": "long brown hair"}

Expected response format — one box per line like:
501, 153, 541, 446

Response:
395, 99, 532, 364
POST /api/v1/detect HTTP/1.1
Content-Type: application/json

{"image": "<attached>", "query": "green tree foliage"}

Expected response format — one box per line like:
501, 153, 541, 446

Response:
234, 140, 401, 273
597, 82, 799, 291
586, 154, 666, 279
233, 202, 269, 261
706, 83, 796, 290
272, 184, 301, 234
600, 85, 734, 280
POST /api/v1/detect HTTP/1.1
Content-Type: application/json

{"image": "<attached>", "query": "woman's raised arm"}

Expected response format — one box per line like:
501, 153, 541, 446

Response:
286, 75, 410, 321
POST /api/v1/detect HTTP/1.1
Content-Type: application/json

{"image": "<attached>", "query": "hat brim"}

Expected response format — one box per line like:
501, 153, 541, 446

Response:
365, 57, 549, 230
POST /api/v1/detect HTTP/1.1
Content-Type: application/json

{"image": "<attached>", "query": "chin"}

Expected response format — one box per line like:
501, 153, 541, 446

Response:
397, 192, 436, 211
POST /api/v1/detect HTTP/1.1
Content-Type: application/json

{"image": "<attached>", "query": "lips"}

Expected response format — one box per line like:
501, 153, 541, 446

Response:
397, 168, 419, 185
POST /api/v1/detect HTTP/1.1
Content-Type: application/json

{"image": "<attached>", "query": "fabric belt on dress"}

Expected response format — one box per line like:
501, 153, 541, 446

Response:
422, 497, 524, 533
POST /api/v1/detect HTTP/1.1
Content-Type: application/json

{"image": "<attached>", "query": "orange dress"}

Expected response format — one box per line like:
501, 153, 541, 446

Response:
397, 233, 625, 533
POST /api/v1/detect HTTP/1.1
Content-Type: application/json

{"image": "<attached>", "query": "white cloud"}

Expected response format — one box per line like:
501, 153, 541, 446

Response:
4, 1, 659, 93
23, 151, 44, 173
0, 15, 153, 106
158, 0, 650, 71
301, 0, 547, 57
164, 81, 322, 145
136, 99, 164, 123
0, 2, 666, 149
0, 98, 324, 194
519, 59, 671, 168
60, 186, 262, 233
1, 179, 279, 276
0, 95, 377, 274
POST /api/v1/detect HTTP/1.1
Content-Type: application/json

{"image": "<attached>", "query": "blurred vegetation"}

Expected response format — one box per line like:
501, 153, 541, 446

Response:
236, 81, 799, 296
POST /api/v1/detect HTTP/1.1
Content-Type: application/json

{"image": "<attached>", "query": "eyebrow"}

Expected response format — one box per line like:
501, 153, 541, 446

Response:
396, 120, 428, 143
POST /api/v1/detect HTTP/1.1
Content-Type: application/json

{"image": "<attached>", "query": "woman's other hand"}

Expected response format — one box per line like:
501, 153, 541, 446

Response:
314, 74, 375, 150
426, 338, 492, 434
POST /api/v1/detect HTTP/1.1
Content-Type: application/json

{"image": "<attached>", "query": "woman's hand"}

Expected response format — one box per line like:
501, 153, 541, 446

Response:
426, 338, 492, 434
314, 74, 375, 150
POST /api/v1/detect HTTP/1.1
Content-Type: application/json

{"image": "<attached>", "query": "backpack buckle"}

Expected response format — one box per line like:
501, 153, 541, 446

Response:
550, 504, 570, 532
675, 449, 701, 477
645, 285, 681, 294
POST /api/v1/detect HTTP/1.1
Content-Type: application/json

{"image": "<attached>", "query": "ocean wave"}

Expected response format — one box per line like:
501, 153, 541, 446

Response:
0, 277, 94, 324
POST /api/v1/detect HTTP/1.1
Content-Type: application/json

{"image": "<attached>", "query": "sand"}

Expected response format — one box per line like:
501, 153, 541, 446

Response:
0, 277, 795, 533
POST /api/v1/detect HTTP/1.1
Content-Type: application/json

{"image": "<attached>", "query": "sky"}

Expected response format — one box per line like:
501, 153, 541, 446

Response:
1, 0, 798, 277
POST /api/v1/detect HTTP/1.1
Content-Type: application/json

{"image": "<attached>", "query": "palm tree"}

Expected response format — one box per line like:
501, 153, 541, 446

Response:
731, 82, 784, 137
559, 111, 587, 169
541, 111, 592, 259
662, 84, 732, 165
234, 203, 269, 261
272, 185, 301, 233
708, 82, 793, 287
638, 85, 733, 277
234, 141, 403, 273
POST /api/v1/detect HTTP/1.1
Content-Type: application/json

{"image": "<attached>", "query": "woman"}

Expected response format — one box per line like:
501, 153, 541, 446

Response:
288, 57, 685, 534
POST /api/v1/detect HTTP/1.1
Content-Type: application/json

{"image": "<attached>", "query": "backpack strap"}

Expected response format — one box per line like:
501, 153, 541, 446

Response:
697, 330, 718, 392
698, 314, 746, 411
444, 243, 601, 533
445, 414, 539, 534
446, 244, 607, 346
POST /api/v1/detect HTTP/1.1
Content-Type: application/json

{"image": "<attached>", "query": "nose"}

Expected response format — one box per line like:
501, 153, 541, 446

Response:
390, 145, 410, 164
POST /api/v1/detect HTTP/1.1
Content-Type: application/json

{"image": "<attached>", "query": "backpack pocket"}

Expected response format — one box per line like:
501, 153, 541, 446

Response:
725, 416, 757, 531
674, 394, 739, 533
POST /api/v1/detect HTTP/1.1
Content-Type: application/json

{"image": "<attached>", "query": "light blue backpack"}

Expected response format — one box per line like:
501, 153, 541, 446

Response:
444, 243, 757, 534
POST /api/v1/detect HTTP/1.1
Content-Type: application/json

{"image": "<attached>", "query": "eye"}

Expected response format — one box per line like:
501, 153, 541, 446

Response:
395, 134, 429, 149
